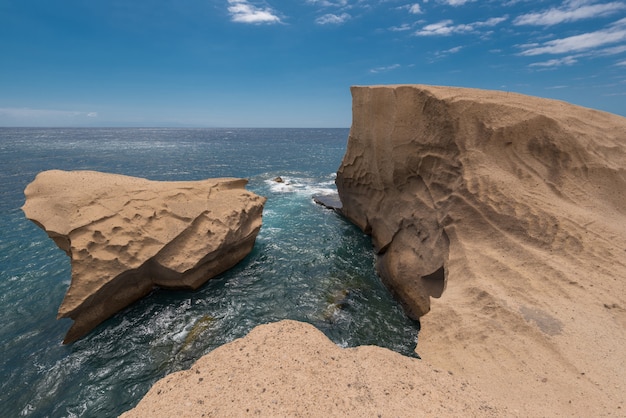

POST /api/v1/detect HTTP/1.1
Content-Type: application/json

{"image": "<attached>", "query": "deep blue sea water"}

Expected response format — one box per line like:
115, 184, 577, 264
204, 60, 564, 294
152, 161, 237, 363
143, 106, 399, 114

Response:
0, 128, 420, 417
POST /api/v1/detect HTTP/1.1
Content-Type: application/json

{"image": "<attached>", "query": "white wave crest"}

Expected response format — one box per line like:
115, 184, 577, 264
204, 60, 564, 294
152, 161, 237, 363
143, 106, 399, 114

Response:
264, 175, 337, 197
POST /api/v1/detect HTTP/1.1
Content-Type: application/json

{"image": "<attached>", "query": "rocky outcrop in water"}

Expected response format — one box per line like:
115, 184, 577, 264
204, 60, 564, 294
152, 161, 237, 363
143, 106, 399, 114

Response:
22, 170, 265, 343
336, 85, 626, 415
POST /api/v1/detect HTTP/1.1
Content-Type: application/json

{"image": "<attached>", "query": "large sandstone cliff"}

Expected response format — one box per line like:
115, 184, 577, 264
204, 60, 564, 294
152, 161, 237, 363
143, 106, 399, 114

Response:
23, 170, 265, 343
336, 85, 626, 415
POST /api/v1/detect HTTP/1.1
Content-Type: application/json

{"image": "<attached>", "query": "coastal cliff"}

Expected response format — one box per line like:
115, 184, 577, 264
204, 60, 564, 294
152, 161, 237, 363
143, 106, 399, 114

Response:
119, 86, 625, 417
22, 170, 265, 343
336, 85, 626, 415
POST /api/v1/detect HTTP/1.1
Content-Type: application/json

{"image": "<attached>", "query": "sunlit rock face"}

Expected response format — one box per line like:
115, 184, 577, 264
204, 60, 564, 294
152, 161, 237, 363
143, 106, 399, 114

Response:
120, 320, 505, 418
23, 170, 266, 343
336, 84, 626, 322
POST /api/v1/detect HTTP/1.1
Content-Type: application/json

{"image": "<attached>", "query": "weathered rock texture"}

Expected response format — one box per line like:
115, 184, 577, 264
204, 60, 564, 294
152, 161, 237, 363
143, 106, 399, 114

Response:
22, 170, 265, 343
120, 320, 505, 417
336, 85, 626, 415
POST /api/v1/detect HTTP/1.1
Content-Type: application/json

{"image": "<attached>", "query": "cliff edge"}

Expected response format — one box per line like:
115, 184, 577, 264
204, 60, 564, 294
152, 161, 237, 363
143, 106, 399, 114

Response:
22, 170, 266, 343
336, 85, 626, 415
121, 320, 504, 417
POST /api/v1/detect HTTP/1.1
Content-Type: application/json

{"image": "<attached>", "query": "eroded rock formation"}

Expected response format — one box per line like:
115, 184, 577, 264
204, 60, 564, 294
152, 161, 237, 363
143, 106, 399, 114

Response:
120, 320, 504, 417
22, 170, 265, 343
336, 85, 626, 415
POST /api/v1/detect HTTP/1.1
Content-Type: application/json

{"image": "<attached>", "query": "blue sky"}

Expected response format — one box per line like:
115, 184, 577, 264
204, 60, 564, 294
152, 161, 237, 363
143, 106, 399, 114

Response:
1, 0, 625, 127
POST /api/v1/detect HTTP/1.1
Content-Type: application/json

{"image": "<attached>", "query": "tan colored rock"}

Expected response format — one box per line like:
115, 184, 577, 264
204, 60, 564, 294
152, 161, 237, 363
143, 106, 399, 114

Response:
336, 85, 626, 415
120, 320, 505, 417
22, 170, 266, 344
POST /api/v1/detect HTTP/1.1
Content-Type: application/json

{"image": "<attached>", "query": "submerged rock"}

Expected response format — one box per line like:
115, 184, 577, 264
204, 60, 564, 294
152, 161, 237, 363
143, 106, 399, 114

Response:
22, 170, 266, 343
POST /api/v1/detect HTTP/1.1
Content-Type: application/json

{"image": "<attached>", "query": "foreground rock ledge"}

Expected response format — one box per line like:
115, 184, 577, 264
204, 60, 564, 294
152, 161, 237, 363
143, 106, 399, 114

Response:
336, 85, 626, 415
120, 320, 504, 417
22, 170, 266, 344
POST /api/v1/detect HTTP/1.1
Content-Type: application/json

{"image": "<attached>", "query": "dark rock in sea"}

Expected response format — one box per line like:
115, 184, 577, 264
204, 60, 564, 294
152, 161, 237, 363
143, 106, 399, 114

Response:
313, 194, 343, 213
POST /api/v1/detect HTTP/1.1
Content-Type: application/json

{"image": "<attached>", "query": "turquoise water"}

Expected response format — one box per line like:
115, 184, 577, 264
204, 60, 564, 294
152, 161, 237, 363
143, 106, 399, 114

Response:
0, 128, 420, 417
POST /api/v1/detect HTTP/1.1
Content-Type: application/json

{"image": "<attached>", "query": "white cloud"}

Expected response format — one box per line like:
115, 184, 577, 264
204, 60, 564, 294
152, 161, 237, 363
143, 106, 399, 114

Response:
87, 112, 98, 118
477, 16, 509, 27
408, 4, 423, 14
227, 0, 281, 24
519, 18, 626, 55
616, 59, 626, 65
443, 46, 463, 54
439, 0, 476, 5
370, 64, 401, 73
316, 13, 351, 24
514, 1, 626, 26
430, 45, 463, 61
390, 23, 413, 31
306, 0, 349, 7
414, 16, 508, 36
529, 56, 578, 67
416, 19, 455, 35
597, 44, 626, 55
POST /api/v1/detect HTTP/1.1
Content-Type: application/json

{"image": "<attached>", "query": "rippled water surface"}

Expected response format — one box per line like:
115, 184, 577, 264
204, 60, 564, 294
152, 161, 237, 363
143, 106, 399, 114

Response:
0, 128, 420, 417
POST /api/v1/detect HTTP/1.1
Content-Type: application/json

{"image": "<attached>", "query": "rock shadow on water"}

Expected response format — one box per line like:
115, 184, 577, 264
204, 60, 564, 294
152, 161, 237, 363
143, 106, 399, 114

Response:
303, 216, 421, 358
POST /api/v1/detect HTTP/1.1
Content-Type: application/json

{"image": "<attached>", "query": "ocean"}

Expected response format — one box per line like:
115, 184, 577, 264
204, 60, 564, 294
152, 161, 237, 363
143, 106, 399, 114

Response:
0, 128, 420, 417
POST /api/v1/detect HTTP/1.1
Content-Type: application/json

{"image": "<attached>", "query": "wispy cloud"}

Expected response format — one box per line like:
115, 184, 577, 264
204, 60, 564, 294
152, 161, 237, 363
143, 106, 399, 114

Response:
597, 44, 626, 55
438, 0, 476, 5
227, 0, 281, 24
514, 1, 626, 26
389, 23, 413, 32
410, 4, 423, 14
529, 56, 578, 67
416, 19, 454, 36
429, 45, 463, 62
316, 13, 351, 24
403, 3, 423, 14
438, 45, 463, 55
414, 16, 508, 36
519, 17, 626, 55
306, 0, 349, 7
370, 64, 401, 73
616, 59, 626, 65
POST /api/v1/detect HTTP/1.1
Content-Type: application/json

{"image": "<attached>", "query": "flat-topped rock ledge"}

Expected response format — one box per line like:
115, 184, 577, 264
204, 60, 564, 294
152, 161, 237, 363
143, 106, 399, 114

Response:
120, 320, 505, 417
312, 193, 343, 212
22, 170, 266, 344
336, 85, 626, 415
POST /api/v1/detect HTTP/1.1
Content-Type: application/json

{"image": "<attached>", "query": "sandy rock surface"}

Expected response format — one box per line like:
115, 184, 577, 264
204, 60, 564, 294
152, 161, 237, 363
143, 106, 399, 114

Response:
22, 170, 265, 343
336, 85, 626, 416
120, 320, 505, 418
